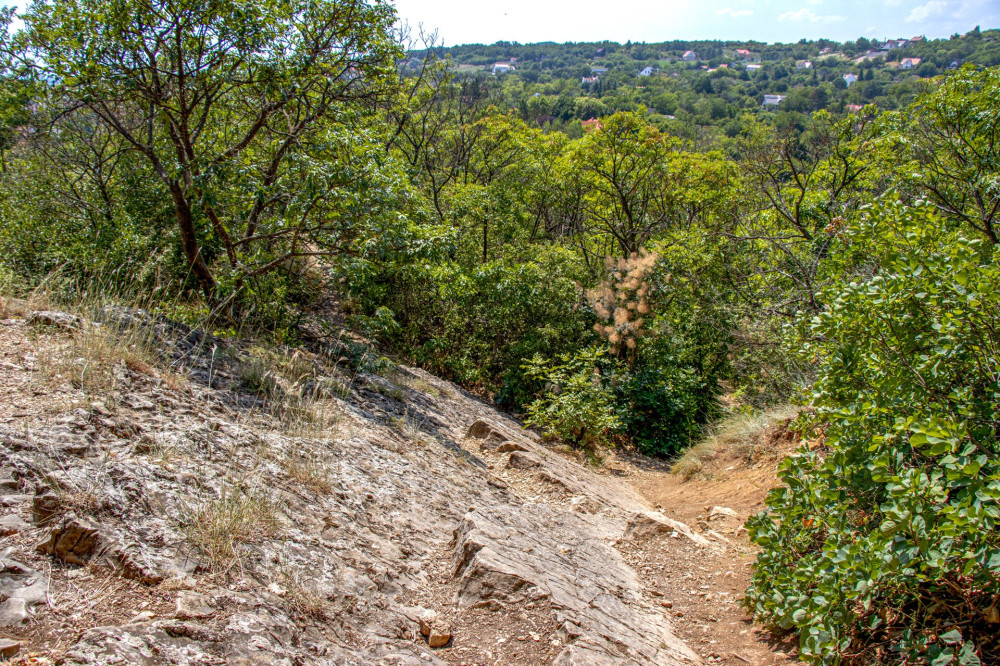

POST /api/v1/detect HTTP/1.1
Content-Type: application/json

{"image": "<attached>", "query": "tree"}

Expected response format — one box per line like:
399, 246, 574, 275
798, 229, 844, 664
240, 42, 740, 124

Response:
900, 66, 1000, 244
570, 112, 678, 256
9, 0, 399, 302
729, 111, 874, 314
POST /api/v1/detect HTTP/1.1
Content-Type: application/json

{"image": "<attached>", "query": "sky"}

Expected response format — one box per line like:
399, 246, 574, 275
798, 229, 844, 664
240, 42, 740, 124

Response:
0, 0, 996, 46
392, 0, 1000, 46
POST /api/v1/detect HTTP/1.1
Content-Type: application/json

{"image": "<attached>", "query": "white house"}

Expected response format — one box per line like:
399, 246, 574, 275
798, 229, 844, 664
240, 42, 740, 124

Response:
581, 76, 599, 85
843, 73, 858, 86
492, 62, 515, 75
882, 39, 910, 50
762, 94, 785, 108
746, 63, 762, 71
900, 57, 922, 70
682, 50, 698, 61
796, 60, 813, 69
638, 66, 655, 77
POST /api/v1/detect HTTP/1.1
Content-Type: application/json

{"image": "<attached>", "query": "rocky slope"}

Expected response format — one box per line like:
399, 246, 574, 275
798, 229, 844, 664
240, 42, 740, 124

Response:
0, 305, 712, 665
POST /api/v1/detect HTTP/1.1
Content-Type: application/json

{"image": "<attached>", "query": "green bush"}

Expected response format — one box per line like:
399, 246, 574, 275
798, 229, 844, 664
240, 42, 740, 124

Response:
338, 236, 594, 406
615, 354, 714, 456
744, 202, 1000, 664
522, 347, 621, 451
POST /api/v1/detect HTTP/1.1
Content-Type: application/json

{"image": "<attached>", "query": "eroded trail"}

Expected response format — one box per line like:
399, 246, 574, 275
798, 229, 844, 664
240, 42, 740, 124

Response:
608, 427, 802, 666
0, 303, 808, 665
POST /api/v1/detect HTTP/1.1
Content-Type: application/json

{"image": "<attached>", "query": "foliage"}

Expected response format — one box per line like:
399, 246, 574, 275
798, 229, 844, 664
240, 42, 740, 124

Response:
744, 202, 1000, 664
6, 0, 400, 303
522, 347, 621, 451
892, 66, 1000, 246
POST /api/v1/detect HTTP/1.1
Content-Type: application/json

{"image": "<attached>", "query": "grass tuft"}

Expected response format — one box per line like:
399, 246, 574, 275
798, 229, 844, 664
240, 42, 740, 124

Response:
671, 405, 802, 480
281, 446, 332, 494
182, 483, 279, 572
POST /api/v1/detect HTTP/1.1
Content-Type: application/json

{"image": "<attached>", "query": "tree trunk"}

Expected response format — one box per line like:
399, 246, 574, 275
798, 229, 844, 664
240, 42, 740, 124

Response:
168, 182, 217, 302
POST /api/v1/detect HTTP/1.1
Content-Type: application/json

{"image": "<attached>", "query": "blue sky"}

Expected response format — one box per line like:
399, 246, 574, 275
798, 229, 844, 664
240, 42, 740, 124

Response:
1, 0, 996, 46
392, 0, 1000, 46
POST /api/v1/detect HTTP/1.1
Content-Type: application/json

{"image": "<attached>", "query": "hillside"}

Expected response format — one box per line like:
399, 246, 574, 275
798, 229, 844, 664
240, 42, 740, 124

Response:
408, 27, 1000, 138
1, 2, 998, 662
0, 299, 800, 665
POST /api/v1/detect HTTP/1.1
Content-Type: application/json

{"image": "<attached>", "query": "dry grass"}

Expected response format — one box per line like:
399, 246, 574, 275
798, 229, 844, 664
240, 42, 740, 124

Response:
281, 446, 332, 494
671, 405, 802, 480
392, 371, 449, 398
0, 296, 29, 319
182, 483, 279, 572
391, 408, 428, 442
280, 569, 330, 619
370, 378, 405, 401
237, 355, 282, 398
36, 320, 160, 394
275, 395, 344, 440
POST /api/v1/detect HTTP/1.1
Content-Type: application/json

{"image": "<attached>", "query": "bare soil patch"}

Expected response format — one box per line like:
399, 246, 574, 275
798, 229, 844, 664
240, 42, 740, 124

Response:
608, 419, 804, 666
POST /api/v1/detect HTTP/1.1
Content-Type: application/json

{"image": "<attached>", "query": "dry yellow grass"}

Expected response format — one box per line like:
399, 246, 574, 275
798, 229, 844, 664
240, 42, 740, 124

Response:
181, 483, 279, 572
281, 447, 332, 494
671, 405, 802, 480
280, 569, 330, 619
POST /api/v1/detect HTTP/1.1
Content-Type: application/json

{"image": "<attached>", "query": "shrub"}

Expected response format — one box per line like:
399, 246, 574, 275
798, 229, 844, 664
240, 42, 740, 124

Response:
614, 355, 714, 456
744, 202, 1000, 664
522, 347, 621, 451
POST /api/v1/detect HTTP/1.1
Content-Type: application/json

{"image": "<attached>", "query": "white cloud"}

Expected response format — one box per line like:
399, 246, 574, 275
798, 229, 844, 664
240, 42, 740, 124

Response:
907, 0, 948, 22
777, 8, 846, 22
714, 7, 754, 17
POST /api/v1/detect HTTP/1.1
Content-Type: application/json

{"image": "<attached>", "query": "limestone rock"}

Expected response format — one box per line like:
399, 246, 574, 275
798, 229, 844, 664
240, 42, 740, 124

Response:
0, 638, 20, 659
0, 598, 28, 626
427, 624, 451, 648
496, 441, 529, 453
507, 451, 541, 470
452, 508, 700, 664
466, 420, 509, 450
32, 487, 63, 525
36, 514, 102, 565
174, 591, 215, 620
28, 310, 82, 330
465, 420, 494, 440
708, 506, 739, 520
3, 313, 705, 665
417, 610, 452, 648
126, 610, 156, 625
0, 514, 30, 535
0, 470, 18, 493
625, 511, 712, 548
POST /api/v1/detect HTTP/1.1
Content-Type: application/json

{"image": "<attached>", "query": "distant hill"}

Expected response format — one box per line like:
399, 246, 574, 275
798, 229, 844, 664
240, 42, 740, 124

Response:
407, 27, 1000, 139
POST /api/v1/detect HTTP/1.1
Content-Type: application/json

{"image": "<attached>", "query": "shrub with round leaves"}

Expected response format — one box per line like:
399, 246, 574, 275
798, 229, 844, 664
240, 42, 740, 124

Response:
744, 201, 1000, 664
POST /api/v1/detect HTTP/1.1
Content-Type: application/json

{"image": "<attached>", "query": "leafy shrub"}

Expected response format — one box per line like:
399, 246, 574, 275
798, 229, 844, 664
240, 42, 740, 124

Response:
522, 347, 621, 451
338, 237, 593, 407
744, 202, 1000, 664
615, 353, 713, 456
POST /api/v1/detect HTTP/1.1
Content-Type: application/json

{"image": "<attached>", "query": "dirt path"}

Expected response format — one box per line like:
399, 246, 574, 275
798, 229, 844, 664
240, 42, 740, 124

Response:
607, 427, 803, 666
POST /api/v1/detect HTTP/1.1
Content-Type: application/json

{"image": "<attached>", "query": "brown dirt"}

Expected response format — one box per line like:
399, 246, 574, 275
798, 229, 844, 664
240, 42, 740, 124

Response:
607, 423, 804, 666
